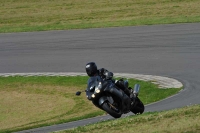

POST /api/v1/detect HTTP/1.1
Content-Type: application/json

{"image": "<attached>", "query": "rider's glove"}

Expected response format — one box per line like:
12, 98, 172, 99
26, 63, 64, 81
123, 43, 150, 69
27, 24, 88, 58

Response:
105, 71, 113, 80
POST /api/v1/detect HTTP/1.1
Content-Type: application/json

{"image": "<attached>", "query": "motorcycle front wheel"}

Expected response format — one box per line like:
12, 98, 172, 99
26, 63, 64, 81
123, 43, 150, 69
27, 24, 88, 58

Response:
101, 102, 122, 118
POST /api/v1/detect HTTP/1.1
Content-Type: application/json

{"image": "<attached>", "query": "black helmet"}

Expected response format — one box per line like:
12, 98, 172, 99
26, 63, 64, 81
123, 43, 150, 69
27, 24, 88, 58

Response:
85, 62, 97, 77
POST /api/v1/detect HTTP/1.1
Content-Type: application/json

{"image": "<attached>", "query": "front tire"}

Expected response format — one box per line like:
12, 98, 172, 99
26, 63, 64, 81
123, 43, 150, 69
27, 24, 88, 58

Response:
101, 102, 122, 118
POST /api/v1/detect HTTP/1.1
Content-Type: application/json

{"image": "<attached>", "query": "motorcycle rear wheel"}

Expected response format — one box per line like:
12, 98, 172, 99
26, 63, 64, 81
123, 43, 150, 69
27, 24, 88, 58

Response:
131, 97, 144, 115
101, 102, 122, 118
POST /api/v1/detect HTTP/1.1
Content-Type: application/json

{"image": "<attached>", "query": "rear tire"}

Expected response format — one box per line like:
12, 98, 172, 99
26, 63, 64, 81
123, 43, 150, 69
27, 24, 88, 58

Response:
131, 97, 144, 115
101, 102, 122, 118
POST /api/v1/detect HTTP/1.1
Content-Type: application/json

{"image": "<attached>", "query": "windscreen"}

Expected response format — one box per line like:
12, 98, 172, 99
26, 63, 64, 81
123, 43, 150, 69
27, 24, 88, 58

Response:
87, 76, 101, 91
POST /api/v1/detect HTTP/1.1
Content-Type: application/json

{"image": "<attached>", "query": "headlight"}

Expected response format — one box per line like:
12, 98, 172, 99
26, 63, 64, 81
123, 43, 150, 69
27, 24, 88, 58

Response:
92, 94, 95, 98
95, 89, 100, 93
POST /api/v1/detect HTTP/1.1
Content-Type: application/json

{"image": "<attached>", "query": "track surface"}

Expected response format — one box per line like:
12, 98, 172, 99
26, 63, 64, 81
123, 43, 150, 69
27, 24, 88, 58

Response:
0, 23, 200, 132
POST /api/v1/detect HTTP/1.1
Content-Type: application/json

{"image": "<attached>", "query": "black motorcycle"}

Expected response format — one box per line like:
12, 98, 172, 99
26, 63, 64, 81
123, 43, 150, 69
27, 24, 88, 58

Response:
76, 76, 144, 118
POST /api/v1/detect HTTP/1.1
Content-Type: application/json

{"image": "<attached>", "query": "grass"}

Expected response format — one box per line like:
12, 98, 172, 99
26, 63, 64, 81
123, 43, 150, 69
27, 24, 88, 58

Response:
60, 104, 200, 133
0, 0, 195, 132
0, 0, 200, 33
0, 76, 181, 133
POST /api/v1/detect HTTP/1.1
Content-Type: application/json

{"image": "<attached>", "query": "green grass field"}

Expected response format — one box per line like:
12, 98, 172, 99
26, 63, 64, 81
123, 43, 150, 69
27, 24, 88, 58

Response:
0, 76, 181, 133
0, 0, 198, 132
0, 0, 200, 33
60, 104, 200, 133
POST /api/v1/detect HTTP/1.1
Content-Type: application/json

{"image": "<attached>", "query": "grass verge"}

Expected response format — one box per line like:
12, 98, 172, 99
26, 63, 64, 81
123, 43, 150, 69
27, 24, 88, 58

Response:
60, 104, 200, 133
0, 76, 181, 132
0, 0, 200, 33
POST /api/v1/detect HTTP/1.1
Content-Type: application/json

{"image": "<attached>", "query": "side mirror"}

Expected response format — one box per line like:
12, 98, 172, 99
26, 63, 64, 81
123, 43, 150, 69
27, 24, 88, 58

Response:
76, 91, 81, 96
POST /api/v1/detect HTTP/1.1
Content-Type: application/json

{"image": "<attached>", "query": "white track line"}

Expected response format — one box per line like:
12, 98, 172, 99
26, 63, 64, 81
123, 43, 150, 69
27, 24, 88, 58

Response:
0, 72, 183, 89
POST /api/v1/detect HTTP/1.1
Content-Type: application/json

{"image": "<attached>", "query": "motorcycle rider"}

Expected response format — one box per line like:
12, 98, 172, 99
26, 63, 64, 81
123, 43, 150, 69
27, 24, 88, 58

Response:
85, 62, 133, 98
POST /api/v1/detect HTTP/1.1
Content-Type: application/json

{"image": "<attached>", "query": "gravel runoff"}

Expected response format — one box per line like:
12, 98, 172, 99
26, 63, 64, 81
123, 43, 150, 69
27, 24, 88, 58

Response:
0, 72, 183, 89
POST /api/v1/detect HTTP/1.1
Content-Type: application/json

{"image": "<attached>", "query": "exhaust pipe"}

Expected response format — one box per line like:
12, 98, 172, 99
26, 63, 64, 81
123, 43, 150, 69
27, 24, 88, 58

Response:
133, 84, 140, 96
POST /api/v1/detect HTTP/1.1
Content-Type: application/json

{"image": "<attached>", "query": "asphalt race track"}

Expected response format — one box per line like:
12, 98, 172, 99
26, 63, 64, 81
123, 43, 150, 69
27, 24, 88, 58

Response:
0, 23, 200, 132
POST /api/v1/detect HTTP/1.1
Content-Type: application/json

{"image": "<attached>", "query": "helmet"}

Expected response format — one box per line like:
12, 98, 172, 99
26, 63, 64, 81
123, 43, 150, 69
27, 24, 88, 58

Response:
85, 62, 97, 77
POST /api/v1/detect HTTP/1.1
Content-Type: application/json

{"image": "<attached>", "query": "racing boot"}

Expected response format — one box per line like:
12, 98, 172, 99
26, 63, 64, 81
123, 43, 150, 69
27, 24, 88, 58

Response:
127, 87, 134, 105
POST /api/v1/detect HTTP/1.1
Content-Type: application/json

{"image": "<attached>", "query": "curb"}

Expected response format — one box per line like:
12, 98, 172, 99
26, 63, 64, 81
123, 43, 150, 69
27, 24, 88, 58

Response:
0, 72, 183, 89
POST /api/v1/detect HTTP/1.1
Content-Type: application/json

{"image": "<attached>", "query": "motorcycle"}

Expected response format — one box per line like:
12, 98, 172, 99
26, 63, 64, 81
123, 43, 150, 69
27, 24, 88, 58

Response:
76, 75, 144, 118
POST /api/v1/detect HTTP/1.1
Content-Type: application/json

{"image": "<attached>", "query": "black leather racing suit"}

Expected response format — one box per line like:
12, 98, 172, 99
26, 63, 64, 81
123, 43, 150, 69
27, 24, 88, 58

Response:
97, 68, 133, 112
98, 68, 132, 97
